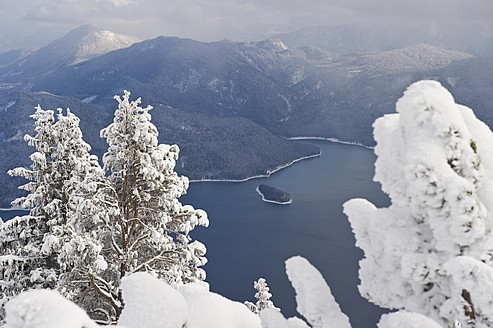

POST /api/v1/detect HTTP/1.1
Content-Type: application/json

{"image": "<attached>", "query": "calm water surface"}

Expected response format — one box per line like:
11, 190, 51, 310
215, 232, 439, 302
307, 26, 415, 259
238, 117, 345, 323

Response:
0, 209, 28, 221
0, 140, 390, 327
182, 140, 390, 328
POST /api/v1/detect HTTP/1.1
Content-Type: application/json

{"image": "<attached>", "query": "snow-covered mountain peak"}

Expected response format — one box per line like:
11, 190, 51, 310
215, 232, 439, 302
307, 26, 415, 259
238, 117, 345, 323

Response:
256, 39, 288, 52
49, 25, 140, 65
0, 25, 140, 81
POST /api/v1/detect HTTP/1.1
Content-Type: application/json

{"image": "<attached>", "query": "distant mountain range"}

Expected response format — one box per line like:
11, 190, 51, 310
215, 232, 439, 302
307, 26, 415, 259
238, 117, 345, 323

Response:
272, 23, 493, 56
0, 24, 492, 207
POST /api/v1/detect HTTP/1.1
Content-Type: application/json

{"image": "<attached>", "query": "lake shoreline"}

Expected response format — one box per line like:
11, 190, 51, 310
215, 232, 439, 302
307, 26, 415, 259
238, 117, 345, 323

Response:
286, 136, 374, 149
181, 141, 389, 328
0, 207, 25, 211
190, 137, 373, 184
189, 152, 321, 183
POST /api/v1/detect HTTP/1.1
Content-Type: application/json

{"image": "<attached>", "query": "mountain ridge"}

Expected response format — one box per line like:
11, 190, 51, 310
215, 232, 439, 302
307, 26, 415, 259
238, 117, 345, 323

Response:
272, 23, 493, 56
0, 25, 492, 206
0, 90, 320, 207
0, 25, 139, 82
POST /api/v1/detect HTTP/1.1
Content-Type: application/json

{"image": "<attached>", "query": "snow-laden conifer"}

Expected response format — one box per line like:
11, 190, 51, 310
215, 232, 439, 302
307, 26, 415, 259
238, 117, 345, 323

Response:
344, 80, 493, 328
88, 90, 209, 321
245, 278, 276, 314
54, 151, 118, 322
1, 92, 209, 324
1, 106, 95, 316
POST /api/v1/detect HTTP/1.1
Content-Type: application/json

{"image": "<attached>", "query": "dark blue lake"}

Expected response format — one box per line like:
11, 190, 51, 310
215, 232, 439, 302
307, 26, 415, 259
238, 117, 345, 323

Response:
182, 140, 391, 328
0, 209, 28, 221
0, 140, 390, 327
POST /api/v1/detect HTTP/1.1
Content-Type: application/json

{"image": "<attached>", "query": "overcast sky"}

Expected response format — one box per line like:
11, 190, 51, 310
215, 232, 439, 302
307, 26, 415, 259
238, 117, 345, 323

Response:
0, 0, 492, 52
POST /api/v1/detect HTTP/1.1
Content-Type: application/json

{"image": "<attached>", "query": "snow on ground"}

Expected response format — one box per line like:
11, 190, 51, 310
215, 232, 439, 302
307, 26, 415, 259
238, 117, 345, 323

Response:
2, 257, 455, 328
377, 311, 443, 328
81, 95, 98, 103
259, 308, 310, 328
0, 101, 15, 112
118, 272, 187, 328
4, 289, 98, 328
179, 282, 261, 328
259, 308, 288, 328
3, 275, 261, 328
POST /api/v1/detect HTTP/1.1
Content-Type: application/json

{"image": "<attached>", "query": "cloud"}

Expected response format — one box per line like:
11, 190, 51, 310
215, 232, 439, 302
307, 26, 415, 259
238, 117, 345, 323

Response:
23, 0, 146, 24
0, 0, 492, 52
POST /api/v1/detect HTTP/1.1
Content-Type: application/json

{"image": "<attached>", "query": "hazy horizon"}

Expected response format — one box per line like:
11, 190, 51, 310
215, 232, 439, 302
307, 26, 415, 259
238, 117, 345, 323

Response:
0, 0, 492, 53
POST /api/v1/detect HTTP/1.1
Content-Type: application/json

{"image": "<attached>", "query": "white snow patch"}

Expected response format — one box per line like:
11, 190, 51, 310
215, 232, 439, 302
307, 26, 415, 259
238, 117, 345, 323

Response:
179, 283, 261, 328
285, 256, 351, 328
291, 67, 305, 85
279, 94, 292, 112
118, 272, 187, 328
4, 289, 98, 328
260, 308, 288, 328
0, 101, 16, 112
377, 311, 443, 328
0, 254, 24, 265
260, 308, 310, 328
446, 77, 457, 87
81, 95, 98, 103
7, 130, 24, 142
94, 255, 108, 271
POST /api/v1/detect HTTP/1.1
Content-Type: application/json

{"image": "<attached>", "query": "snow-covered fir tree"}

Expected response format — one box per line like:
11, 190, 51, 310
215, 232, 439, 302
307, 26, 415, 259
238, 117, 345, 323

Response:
1, 107, 56, 305
245, 278, 276, 314
1, 94, 209, 324
55, 149, 118, 322
0, 107, 95, 313
86, 91, 209, 322
344, 80, 493, 328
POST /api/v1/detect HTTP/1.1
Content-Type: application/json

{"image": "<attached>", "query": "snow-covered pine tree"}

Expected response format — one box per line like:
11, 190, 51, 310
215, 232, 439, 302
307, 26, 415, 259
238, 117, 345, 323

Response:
1, 107, 94, 309
245, 278, 276, 314
344, 80, 493, 328
85, 91, 209, 322
1, 93, 208, 324
55, 150, 118, 323
1, 107, 56, 306
42, 108, 99, 261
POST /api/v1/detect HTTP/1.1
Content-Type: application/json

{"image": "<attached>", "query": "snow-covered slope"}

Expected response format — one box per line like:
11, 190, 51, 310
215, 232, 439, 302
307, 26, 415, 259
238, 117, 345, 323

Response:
0, 25, 139, 80
350, 44, 473, 75
0, 31, 491, 208
9, 34, 489, 147
0, 91, 320, 208
57, 25, 140, 65
255, 39, 288, 52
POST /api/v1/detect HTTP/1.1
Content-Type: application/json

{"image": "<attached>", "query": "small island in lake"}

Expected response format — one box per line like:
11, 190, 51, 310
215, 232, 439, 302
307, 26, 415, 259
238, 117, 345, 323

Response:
256, 184, 292, 205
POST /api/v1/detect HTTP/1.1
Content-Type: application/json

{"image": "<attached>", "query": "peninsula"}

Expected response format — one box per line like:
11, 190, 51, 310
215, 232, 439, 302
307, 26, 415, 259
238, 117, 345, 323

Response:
256, 184, 292, 205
